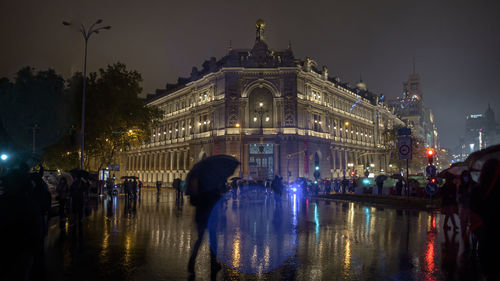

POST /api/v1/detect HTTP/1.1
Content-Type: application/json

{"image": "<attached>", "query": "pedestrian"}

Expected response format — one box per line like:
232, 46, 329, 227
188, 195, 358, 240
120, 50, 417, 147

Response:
395, 178, 403, 196
0, 165, 43, 281
132, 179, 138, 198
441, 173, 459, 231
341, 177, 349, 194
325, 179, 331, 194
173, 178, 181, 201
56, 177, 69, 224
156, 180, 162, 193
375, 175, 385, 195
334, 178, 340, 193
123, 179, 130, 199
187, 177, 223, 278
272, 175, 282, 200
351, 177, 358, 193
476, 159, 500, 280
26, 164, 52, 279
70, 176, 85, 222
457, 170, 472, 243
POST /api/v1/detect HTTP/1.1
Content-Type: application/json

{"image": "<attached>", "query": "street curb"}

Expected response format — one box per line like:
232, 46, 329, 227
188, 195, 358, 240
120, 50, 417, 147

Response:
312, 194, 441, 211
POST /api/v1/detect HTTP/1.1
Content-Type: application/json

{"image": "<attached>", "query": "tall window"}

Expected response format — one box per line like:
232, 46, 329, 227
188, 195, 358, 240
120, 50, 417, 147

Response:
313, 114, 322, 131
249, 88, 273, 128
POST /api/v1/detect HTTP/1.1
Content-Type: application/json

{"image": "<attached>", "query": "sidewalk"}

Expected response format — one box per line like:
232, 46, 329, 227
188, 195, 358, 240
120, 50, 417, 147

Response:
313, 193, 440, 210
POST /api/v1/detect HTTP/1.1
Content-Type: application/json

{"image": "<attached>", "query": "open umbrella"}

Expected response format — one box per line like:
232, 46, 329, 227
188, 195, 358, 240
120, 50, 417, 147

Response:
466, 144, 500, 182
58, 171, 73, 186
185, 155, 239, 196
437, 162, 468, 178
70, 168, 90, 179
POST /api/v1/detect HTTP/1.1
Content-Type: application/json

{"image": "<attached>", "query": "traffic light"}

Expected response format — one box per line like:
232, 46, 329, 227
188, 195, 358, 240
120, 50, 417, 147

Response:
426, 148, 435, 164
430, 177, 437, 184
314, 165, 320, 179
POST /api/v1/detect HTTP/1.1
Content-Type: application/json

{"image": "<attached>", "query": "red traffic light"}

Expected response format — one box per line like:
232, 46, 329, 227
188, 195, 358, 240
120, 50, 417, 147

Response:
430, 177, 437, 184
426, 148, 435, 156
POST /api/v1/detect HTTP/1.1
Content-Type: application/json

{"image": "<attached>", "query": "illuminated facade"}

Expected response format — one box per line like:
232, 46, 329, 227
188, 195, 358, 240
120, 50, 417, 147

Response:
388, 72, 439, 148
123, 20, 403, 185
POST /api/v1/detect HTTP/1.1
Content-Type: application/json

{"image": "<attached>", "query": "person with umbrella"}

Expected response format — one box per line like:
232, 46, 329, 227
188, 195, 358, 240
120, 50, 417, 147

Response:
341, 176, 349, 194
185, 155, 239, 278
441, 172, 459, 231
375, 174, 387, 195
56, 176, 69, 225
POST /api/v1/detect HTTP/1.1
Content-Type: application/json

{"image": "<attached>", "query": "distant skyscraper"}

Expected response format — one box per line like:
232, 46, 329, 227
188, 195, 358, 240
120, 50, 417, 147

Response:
461, 104, 499, 157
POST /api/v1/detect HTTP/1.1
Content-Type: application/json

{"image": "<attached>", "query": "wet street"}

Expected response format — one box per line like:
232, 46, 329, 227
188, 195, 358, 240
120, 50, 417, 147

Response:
45, 189, 482, 281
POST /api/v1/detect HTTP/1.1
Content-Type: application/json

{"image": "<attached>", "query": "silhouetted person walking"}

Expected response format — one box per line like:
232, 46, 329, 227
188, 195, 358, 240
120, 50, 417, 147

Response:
441, 173, 458, 231
56, 177, 69, 225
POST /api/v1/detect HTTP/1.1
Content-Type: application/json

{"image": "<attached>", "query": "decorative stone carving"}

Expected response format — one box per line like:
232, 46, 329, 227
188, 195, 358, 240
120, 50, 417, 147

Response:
225, 73, 240, 127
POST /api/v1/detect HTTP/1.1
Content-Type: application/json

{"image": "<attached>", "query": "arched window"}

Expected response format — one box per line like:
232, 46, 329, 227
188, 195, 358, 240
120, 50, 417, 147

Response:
248, 87, 273, 128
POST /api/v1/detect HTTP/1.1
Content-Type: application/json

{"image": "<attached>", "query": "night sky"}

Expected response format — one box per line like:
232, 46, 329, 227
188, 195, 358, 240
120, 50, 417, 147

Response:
1, 0, 499, 150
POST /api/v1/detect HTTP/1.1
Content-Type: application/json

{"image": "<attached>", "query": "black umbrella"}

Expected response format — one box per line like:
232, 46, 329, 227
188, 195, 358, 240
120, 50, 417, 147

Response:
186, 155, 239, 196
437, 162, 468, 178
70, 168, 90, 179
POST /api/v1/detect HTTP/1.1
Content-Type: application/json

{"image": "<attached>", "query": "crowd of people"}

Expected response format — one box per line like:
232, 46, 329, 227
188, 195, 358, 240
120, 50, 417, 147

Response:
440, 158, 500, 280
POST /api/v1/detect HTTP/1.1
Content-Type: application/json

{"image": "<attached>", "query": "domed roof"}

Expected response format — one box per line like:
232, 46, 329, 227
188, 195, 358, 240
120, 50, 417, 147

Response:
356, 81, 367, 91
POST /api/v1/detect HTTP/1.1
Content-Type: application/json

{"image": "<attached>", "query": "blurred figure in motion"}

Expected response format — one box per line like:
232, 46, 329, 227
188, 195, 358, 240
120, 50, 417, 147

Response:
395, 178, 403, 196
156, 180, 161, 193
123, 179, 130, 200
173, 178, 181, 202
132, 179, 139, 198
56, 176, 69, 225
0, 161, 51, 281
333, 178, 340, 193
70, 176, 86, 223
457, 171, 472, 245
341, 176, 348, 194
271, 175, 283, 203
476, 158, 500, 280
441, 173, 459, 231
324, 179, 331, 195
186, 155, 239, 280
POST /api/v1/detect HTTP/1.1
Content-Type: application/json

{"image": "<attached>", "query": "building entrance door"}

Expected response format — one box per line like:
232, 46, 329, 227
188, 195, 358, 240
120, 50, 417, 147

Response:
248, 143, 274, 181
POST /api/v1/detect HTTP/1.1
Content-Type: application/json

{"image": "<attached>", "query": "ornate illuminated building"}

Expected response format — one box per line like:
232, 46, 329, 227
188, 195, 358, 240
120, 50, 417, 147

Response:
388, 70, 439, 148
123, 20, 403, 185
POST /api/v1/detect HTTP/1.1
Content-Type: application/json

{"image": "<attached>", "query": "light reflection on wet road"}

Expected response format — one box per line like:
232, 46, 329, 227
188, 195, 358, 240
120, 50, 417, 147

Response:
45, 190, 476, 280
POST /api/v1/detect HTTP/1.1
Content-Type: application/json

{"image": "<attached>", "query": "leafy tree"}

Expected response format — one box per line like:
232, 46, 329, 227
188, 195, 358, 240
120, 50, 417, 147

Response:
68, 63, 162, 171
0, 67, 71, 156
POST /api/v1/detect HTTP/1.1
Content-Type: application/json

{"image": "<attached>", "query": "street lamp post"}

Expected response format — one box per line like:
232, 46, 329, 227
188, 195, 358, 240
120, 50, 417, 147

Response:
63, 19, 111, 169
254, 102, 268, 135
236, 123, 243, 177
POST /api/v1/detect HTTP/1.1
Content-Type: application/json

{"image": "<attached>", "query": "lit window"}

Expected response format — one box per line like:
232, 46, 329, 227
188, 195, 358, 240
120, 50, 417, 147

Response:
265, 117, 270, 122
253, 117, 257, 122
182, 127, 185, 130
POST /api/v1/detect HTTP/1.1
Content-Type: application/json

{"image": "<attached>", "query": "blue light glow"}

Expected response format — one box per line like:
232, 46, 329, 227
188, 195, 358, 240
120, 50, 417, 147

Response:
363, 178, 370, 185
292, 187, 297, 192
0, 154, 7, 161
